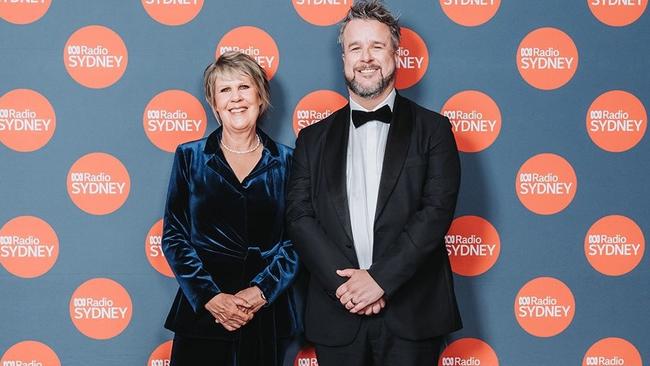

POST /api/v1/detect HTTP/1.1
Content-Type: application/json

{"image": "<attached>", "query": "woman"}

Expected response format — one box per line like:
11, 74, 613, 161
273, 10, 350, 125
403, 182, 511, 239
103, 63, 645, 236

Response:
162, 51, 299, 366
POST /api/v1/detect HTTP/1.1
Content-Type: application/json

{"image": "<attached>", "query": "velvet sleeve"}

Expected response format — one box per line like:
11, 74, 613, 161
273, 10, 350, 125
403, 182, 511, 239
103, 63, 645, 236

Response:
250, 239, 298, 305
162, 146, 221, 312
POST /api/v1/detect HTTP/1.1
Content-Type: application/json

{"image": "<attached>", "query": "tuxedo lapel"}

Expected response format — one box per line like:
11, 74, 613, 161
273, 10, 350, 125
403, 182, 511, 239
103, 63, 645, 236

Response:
323, 105, 358, 265
374, 94, 413, 223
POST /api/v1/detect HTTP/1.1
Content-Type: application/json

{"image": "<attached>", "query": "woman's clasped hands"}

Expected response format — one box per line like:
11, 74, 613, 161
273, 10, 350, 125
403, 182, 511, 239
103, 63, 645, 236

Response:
204, 286, 267, 331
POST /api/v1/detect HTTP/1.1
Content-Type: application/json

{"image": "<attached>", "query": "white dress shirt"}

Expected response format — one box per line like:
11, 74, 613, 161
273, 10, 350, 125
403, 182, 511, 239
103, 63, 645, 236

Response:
346, 89, 396, 269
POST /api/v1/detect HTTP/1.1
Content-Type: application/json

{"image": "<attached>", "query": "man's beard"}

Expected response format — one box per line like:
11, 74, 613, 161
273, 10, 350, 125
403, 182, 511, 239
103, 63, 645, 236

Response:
345, 67, 395, 99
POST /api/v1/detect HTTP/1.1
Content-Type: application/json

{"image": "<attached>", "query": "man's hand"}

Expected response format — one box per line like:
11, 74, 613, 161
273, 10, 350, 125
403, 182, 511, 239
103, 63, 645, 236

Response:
234, 286, 267, 315
358, 297, 386, 315
335, 269, 385, 314
204, 293, 253, 331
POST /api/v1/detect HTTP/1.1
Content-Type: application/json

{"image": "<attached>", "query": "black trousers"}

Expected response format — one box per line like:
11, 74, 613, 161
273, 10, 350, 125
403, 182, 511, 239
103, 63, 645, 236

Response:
169, 334, 290, 366
169, 334, 236, 366
314, 316, 443, 366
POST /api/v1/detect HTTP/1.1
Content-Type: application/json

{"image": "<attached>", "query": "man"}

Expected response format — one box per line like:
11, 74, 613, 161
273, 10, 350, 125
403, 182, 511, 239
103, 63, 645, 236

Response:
287, 1, 462, 365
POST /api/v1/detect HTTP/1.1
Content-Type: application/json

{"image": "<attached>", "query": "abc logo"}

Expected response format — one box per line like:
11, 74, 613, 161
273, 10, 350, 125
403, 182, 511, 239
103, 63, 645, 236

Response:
516, 153, 577, 215
0, 215, 59, 279
585, 215, 645, 276
583, 337, 642, 366
291, 0, 351, 26
395, 28, 429, 90
445, 215, 500, 276
441, 90, 502, 153
293, 90, 347, 136
294, 345, 318, 366
0, 0, 51, 24
146, 219, 174, 277
588, 0, 648, 26
1, 340, 60, 366
0, 89, 56, 153
439, 0, 501, 27
67, 152, 131, 215
64, 25, 128, 89
438, 338, 499, 366
143, 90, 207, 152
69, 277, 133, 340
216, 26, 280, 80
517, 27, 578, 90
586, 90, 646, 152
141, 0, 204, 26
514, 277, 575, 337
147, 340, 173, 366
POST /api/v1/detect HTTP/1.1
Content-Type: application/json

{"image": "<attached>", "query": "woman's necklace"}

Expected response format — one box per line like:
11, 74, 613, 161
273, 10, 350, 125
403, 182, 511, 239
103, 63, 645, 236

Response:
220, 134, 261, 154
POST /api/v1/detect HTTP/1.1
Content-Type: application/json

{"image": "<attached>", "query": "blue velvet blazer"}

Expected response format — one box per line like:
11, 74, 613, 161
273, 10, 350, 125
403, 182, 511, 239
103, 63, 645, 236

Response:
162, 127, 299, 343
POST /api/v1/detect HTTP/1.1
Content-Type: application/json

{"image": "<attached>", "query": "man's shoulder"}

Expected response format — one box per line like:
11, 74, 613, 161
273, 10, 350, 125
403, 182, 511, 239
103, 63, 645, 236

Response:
296, 104, 347, 140
398, 95, 452, 138
400, 95, 448, 124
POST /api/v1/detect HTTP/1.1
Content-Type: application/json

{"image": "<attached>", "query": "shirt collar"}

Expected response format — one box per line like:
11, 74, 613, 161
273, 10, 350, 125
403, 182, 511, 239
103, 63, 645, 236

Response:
349, 89, 397, 113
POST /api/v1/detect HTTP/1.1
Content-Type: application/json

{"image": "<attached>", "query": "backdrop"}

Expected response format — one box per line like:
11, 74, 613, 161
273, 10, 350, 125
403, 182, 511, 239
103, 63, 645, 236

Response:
1, 1, 648, 365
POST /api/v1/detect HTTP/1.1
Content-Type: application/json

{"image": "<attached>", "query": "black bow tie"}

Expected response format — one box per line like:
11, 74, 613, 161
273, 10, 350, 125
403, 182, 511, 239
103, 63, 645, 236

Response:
351, 104, 392, 128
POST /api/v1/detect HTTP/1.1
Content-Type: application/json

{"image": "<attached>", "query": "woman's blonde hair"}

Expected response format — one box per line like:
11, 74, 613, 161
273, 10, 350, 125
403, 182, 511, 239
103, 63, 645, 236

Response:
203, 51, 271, 119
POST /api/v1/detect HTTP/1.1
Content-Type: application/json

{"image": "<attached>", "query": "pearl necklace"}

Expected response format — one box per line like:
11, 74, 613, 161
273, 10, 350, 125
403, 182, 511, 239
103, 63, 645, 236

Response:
220, 134, 261, 154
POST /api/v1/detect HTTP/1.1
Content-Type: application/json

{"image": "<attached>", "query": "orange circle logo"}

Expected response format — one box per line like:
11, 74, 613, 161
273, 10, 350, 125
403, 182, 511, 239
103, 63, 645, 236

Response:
141, 0, 204, 26
0, 0, 51, 25
441, 90, 502, 153
439, 0, 501, 27
445, 216, 500, 277
586, 90, 647, 152
583, 337, 642, 366
67, 152, 131, 215
585, 215, 645, 276
64, 25, 128, 89
291, 0, 352, 26
395, 27, 429, 90
294, 345, 318, 366
293, 90, 348, 136
438, 338, 499, 366
146, 219, 173, 278
144, 90, 207, 152
517, 27, 579, 90
147, 340, 173, 366
516, 153, 577, 215
514, 277, 575, 337
216, 26, 279, 80
69, 278, 133, 340
0, 89, 56, 152
1, 340, 60, 366
588, 0, 648, 26
0, 216, 58, 279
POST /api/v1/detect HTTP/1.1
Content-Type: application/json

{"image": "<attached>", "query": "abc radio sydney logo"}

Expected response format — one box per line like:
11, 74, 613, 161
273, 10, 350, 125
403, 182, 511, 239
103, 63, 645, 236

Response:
143, 90, 207, 152
586, 90, 646, 152
442, 90, 502, 153
69, 278, 132, 340
517, 27, 578, 90
438, 338, 499, 366
67, 153, 131, 215
516, 153, 577, 215
292, 90, 347, 135
445, 216, 500, 276
0, 89, 56, 152
216, 26, 279, 79
1, 340, 60, 366
514, 277, 575, 337
64, 25, 128, 89
0, 216, 59, 279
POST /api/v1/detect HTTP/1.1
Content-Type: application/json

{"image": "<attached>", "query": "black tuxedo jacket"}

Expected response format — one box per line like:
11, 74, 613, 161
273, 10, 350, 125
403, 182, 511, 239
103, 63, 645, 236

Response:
287, 93, 462, 346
